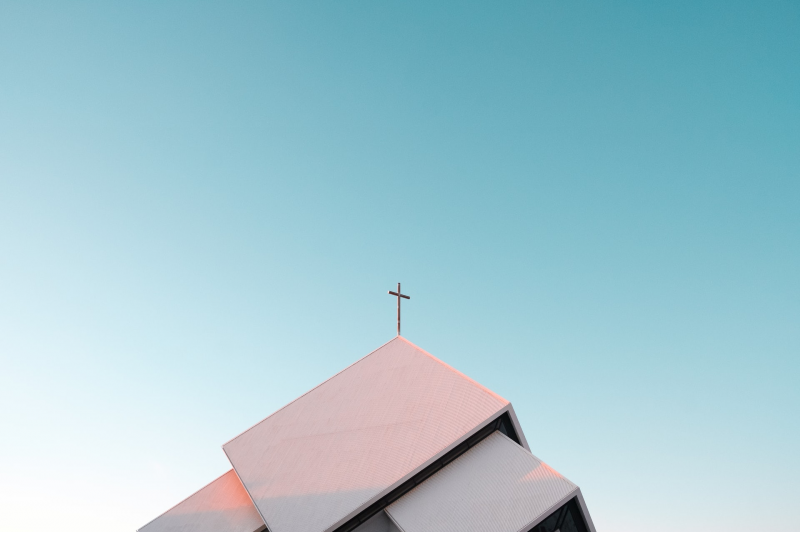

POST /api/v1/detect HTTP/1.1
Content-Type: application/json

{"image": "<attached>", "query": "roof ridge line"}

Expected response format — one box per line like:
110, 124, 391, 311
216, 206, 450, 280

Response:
221, 336, 402, 448
395, 336, 509, 405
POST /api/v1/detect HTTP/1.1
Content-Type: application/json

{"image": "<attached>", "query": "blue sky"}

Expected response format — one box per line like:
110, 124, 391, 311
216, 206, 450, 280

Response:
0, 1, 798, 530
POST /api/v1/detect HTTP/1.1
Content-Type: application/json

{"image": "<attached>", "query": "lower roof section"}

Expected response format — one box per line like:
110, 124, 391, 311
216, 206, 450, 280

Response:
138, 470, 265, 532
336, 412, 521, 531
386, 432, 588, 532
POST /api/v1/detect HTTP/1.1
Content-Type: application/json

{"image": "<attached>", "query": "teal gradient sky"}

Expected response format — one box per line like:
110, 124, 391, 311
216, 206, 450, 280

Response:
1, 1, 798, 531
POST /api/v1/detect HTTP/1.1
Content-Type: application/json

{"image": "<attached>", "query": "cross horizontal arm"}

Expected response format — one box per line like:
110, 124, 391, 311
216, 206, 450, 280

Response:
388, 291, 410, 299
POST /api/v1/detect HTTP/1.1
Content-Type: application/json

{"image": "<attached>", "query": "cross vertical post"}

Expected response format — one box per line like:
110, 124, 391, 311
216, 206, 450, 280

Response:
388, 283, 410, 336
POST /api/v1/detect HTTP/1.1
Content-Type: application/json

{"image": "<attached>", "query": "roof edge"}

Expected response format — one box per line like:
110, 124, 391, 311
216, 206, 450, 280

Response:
221, 336, 401, 448
324, 403, 514, 532
224, 445, 271, 531
518, 487, 581, 532
396, 336, 510, 405
136, 468, 260, 532
505, 404, 531, 452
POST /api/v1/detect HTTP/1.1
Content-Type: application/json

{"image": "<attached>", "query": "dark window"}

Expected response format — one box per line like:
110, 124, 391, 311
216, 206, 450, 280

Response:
529, 497, 588, 532
497, 415, 519, 443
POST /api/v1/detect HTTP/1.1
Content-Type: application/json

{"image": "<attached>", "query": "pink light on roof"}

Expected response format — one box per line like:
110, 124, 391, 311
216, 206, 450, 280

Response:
223, 337, 511, 532
138, 470, 264, 532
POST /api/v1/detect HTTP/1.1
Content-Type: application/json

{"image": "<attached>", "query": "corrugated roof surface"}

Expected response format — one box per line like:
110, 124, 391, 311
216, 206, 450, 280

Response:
223, 337, 509, 532
138, 469, 264, 532
386, 432, 578, 532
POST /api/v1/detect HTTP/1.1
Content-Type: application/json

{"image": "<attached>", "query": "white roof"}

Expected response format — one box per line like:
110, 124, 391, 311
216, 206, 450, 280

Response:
386, 432, 579, 532
222, 337, 511, 532
138, 470, 264, 532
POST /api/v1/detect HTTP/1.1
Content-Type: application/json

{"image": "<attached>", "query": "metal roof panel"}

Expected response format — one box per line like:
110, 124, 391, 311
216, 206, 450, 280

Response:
138, 469, 264, 532
386, 432, 580, 532
223, 337, 509, 532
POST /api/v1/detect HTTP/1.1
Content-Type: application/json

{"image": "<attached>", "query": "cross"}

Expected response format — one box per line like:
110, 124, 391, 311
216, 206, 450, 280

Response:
388, 283, 410, 336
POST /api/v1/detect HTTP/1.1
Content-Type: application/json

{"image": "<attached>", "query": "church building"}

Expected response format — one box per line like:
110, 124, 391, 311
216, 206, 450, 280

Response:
139, 337, 594, 532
